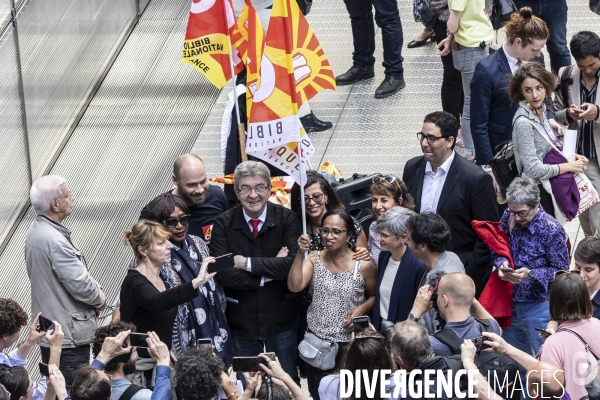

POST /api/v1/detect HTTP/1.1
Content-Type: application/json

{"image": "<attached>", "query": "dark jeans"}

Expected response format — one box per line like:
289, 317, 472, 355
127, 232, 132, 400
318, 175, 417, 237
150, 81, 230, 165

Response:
433, 18, 464, 121
41, 345, 90, 393
342, 0, 404, 78
514, 0, 570, 74
538, 183, 556, 218
231, 329, 299, 385
304, 341, 349, 400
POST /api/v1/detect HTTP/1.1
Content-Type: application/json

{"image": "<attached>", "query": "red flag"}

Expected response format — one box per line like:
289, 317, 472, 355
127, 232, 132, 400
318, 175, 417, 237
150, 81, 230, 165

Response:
181, 0, 244, 89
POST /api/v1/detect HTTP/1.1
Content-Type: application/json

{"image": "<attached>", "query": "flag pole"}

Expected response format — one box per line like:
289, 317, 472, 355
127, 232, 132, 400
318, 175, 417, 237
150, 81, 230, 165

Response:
222, 0, 248, 162
280, 0, 308, 257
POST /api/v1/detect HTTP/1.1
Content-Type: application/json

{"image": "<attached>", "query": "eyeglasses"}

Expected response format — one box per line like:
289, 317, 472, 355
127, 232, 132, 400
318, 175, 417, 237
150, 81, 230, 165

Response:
27, 381, 38, 394
237, 184, 269, 195
377, 232, 397, 240
372, 176, 396, 184
355, 332, 385, 340
164, 214, 191, 228
319, 228, 348, 238
417, 132, 448, 144
507, 206, 534, 218
303, 193, 324, 204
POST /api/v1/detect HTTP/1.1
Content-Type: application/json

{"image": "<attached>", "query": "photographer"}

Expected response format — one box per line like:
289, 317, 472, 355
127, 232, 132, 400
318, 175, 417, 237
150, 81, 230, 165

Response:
0, 299, 46, 367
92, 323, 172, 400
238, 355, 305, 400
428, 273, 500, 356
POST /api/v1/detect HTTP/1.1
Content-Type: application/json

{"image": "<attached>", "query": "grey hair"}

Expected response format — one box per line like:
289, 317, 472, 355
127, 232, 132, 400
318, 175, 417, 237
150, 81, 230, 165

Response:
586, 364, 600, 400
30, 175, 67, 215
376, 206, 416, 237
233, 161, 271, 189
506, 176, 540, 207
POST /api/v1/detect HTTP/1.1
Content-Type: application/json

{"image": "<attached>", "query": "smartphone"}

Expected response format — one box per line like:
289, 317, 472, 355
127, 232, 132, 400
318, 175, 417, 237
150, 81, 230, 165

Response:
37, 315, 55, 332
128, 333, 149, 348
581, 105, 588, 111
535, 327, 551, 338
498, 267, 514, 273
207, 253, 235, 274
197, 338, 213, 350
232, 356, 266, 372
353, 316, 370, 335
39, 362, 49, 377
471, 336, 486, 352
261, 352, 276, 361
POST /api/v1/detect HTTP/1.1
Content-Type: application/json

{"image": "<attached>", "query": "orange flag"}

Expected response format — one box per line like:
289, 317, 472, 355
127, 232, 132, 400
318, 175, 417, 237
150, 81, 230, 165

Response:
181, 0, 244, 89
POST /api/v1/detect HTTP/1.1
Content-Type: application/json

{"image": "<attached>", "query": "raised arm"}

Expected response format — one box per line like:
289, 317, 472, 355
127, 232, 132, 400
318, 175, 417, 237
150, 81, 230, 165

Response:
287, 234, 315, 292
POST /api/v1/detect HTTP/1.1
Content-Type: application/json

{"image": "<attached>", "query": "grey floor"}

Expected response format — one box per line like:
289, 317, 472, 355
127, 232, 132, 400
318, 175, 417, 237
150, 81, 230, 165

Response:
192, 0, 597, 256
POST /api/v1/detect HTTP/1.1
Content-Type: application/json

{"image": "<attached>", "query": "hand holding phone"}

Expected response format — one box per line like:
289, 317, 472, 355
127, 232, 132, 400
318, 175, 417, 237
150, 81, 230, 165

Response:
39, 362, 49, 376
535, 327, 551, 339
129, 333, 149, 348
353, 316, 369, 335
37, 315, 55, 332
232, 356, 266, 372
499, 267, 514, 273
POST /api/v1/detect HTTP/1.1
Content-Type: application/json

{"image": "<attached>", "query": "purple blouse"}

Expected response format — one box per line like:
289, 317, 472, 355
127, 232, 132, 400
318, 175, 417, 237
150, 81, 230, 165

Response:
492, 207, 569, 303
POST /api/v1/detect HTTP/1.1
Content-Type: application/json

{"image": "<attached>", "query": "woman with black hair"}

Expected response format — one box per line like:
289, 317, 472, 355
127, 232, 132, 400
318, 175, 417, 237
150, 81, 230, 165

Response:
319, 329, 403, 400
288, 209, 377, 400
0, 367, 31, 400
290, 171, 369, 258
144, 193, 231, 365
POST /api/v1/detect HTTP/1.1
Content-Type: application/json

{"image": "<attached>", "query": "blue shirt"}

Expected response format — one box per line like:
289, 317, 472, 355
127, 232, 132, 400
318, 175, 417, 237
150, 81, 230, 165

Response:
429, 316, 501, 357
91, 359, 171, 400
492, 207, 568, 303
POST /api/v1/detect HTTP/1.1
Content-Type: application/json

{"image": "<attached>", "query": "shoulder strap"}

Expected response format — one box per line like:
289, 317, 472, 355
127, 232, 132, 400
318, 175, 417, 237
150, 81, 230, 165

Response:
433, 329, 464, 354
557, 328, 600, 360
120, 384, 144, 400
476, 318, 493, 333
516, 116, 561, 153
560, 65, 575, 103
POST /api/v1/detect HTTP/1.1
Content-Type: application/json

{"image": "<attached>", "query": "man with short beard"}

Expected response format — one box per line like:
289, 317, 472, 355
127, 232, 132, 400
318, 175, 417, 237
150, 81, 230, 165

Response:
92, 322, 171, 400
140, 153, 227, 242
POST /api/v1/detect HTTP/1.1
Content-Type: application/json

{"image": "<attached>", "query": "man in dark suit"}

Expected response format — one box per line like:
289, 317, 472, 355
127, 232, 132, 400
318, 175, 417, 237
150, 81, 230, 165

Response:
403, 111, 498, 297
470, 11, 550, 170
209, 161, 302, 382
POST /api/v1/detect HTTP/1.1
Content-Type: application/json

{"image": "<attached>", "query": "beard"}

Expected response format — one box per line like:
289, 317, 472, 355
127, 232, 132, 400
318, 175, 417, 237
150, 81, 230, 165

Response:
123, 357, 137, 376
177, 183, 206, 206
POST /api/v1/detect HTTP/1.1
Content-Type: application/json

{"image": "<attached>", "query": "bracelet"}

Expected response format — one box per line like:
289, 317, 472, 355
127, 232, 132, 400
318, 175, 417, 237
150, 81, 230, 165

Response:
226, 392, 238, 399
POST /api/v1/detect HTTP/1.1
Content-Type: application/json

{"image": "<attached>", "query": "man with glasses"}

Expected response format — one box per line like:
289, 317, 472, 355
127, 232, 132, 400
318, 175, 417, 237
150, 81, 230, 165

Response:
403, 111, 498, 298
209, 161, 302, 383
25, 175, 106, 391
140, 153, 227, 243
494, 177, 568, 362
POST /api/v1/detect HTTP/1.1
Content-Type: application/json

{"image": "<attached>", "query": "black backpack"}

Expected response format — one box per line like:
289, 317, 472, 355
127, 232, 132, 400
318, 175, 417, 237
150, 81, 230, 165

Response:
433, 320, 522, 400
490, 0, 518, 30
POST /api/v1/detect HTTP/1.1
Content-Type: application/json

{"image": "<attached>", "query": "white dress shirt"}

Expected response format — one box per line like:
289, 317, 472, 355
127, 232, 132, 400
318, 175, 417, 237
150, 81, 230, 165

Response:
420, 151, 455, 213
242, 206, 268, 285
503, 43, 521, 76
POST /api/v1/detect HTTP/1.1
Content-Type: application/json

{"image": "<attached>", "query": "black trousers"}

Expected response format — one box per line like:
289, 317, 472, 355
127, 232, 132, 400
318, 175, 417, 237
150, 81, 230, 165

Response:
537, 183, 556, 218
41, 345, 90, 393
433, 18, 464, 121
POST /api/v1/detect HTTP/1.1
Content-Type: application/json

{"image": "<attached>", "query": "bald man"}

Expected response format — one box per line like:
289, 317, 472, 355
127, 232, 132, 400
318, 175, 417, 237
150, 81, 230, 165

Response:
140, 153, 227, 242
429, 272, 501, 356
527, 361, 566, 399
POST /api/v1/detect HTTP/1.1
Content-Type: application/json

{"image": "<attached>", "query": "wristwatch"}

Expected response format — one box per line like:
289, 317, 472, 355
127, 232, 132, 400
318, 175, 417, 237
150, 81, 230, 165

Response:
408, 312, 421, 323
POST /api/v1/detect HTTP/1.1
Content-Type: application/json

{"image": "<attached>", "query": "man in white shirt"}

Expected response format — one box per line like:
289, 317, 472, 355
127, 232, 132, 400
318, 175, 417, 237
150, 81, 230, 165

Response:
403, 111, 498, 297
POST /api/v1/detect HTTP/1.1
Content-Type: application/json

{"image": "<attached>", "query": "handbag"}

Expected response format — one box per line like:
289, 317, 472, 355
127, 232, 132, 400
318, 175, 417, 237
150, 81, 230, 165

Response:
591, 0, 600, 15
296, 0, 312, 15
489, 139, 518, 198
298, 331, 339, 370
520, 117, 600, 222
413, 0, 437, 31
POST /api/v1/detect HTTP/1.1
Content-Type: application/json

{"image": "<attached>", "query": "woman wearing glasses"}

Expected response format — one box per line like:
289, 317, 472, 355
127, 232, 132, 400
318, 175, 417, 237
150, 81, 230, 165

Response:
369, 176, 415, 267
492, 177, 568, 365
288, 209, 377, 400
290, 171, 369, 258
144, 193, 231, 364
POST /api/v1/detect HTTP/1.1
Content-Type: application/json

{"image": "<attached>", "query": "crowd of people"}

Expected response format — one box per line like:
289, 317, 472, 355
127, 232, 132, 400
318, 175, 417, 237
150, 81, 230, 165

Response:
2, 1, 600, 400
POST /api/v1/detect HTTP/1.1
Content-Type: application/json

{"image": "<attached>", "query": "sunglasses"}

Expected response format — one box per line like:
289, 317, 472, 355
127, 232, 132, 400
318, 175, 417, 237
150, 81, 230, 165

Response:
372, 176, 396, 184
164, 214, 191, 228
303, 192, 324, 204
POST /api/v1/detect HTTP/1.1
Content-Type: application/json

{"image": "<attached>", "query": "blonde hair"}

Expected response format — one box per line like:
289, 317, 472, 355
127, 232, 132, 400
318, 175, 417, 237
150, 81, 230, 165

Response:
123, 219, 171, 261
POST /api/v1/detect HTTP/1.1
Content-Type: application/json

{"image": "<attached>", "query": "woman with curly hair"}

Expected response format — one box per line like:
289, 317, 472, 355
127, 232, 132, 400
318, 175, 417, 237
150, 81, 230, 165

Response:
368, 176, 414, 267
175, 347, 237, 400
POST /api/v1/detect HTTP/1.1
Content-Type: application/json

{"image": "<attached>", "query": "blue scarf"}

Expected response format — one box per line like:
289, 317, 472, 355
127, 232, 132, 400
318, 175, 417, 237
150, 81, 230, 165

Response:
171, 236, 232, 366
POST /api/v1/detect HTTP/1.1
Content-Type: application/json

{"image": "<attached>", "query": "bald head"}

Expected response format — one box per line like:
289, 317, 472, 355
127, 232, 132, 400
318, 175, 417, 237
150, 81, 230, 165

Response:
172, 154, 208, 207
390, 321, 434, 370
527, 361, 565, 399
438, 273, 476, 308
